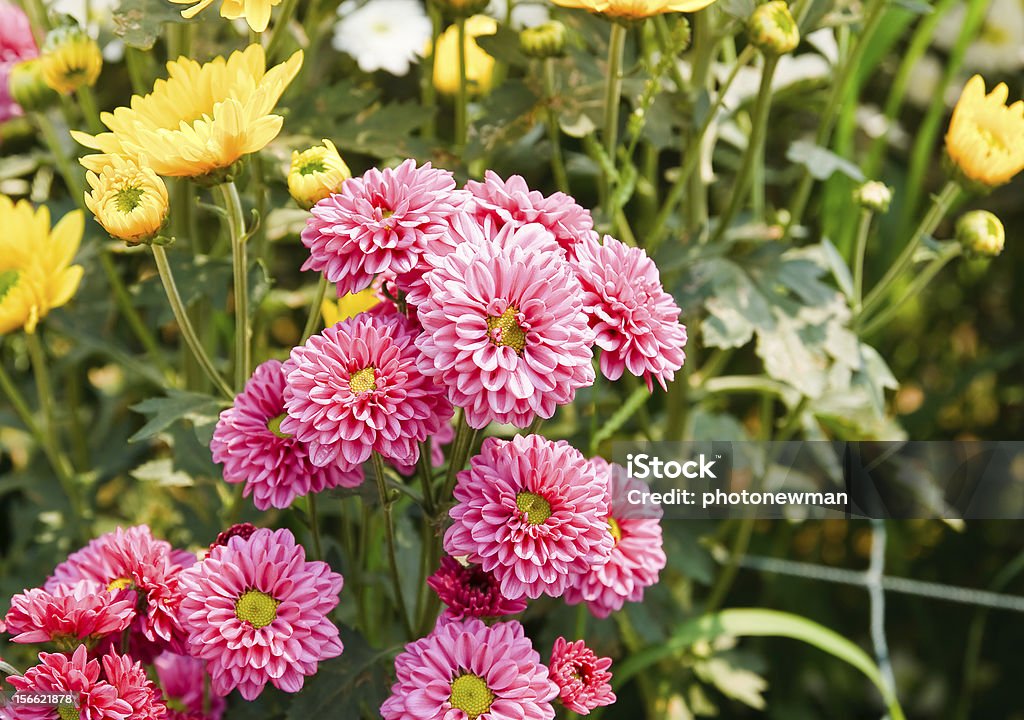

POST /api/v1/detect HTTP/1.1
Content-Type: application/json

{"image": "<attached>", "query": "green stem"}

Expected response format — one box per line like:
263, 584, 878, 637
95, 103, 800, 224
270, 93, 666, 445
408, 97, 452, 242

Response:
784, 0, 888, 237
851, 208, 873, 312
859, 245, 962, 337
455, 17, 469, 149
151, 245, 234, 399
301, 275, 329, 342
542, 58, 570, 194
422, 4, 441, 141
34, 112, 85, 201
441, 412, 473, 501
306, 492, 323, 560
75, 86, 103, 134
265, 0, 300, 59
601, 21, 628, 214
218, 182, 251, 390
372, 453, 414, 639
858, 180, 960, 321
417, 438, 437, 517
124, 47, 150, 95
710, 54, 779, 245
647, 45, 756, 251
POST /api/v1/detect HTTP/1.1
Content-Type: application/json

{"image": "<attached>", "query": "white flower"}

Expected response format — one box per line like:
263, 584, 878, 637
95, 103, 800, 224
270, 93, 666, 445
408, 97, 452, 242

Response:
934, 0, 1024, 72
333, 0, 432, 76
486, 0, 550, 28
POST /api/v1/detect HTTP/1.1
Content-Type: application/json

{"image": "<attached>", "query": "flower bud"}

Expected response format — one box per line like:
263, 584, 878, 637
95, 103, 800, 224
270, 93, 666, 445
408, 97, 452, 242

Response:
431, 0, 490, 17
853, 181, 893, 213
956, 210, 1004, 257
748, 1, 800, 55
519, 21, 569, 59
288, 139, 351, 210
8, 59, 59, 113
84, 155, 169, 245
40, 24, 103, 94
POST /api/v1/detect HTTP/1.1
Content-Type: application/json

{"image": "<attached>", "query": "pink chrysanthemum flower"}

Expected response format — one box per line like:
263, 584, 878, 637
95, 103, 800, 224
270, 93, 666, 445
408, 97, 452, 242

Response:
572, 234, 687, 391
427, 555, 529, 621
465, 171, 597, 260
390, 418, 454, 476
211, 359, 364, 510
282, 312, 453, 468
301, 159, 468, 295
548, 637, 616, 715
565, 459, 666, 618
101, 653, 168, 720
4, 580, 136, 647
154, 652, 226, 720
380, 617, 557, 720
46, 526, 188, 649
416, 223, 595, 429
177, 528, 343, 701
444, 435, 613, 600
5, 645, 132, 720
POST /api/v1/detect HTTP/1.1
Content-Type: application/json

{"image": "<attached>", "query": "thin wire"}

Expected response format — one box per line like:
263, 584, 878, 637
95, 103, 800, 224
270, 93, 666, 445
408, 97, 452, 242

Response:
867, 520, 897, 708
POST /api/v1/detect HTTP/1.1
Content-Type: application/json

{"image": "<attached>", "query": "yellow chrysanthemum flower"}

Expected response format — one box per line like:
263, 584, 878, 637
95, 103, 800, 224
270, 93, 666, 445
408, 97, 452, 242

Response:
72, 45, 303, 180
321, 288, 380, 327
0, 196, 84, 335
551, 0, 716, 19
433, 15, 498, 96
40, 25, 103, 95
169, 0, 284, 33
287, 139, 351, 210
85, 155, 170, 244
945, 75, 1024, 189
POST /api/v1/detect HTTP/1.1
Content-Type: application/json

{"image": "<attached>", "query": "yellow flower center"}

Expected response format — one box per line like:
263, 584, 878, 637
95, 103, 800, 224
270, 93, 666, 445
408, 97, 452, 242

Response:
0, 269, 21, 302
449, 673, 494, 719
608, 516, 623, 545
516, 491, 551, 525
235, 589, 279, 628
486, 306, 526, 353
266, 413, 291, 439
57, 704, 79, 720
114, 186, 145, 214
349, 366, 377, 394
297, 158, 326, 176
107, 577, 134, 592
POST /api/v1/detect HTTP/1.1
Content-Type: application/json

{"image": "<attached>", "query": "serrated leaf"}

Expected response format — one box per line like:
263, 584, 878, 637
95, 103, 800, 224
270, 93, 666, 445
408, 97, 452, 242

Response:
114, 0, 190, 50
129, 390, 226, 443
476, 26, 529, 67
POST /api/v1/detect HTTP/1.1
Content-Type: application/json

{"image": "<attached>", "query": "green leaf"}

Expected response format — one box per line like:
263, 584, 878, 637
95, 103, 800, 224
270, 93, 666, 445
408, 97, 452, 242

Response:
129, 390, 226, 443
614, 609, 906, 720
786, 141, 865, 183
114, 0, 190, 50
476, 26, 529, 67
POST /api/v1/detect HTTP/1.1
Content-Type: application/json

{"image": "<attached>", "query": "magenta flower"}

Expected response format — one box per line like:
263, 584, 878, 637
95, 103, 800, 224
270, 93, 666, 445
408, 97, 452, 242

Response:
177, 528, 344, 701
46, 526, 188, 650
211, 359, 364, 510
548, 637, 616, 715
154, 652, 226, 720
380, 617, 557, 720
5, 645, 132, 720
565, 459, 666, 618
282, 311, 453, 469
101, 653, 168, 720
209, 522, 258, 550
0, 2, 37, 124
4, 580, 136, 647
444, 435, 613, 600
416, 223, 595, 429
427, 555, 528, 621
301, 159, 468, 295
466, 171, 597, 260
572, 234, 687, 390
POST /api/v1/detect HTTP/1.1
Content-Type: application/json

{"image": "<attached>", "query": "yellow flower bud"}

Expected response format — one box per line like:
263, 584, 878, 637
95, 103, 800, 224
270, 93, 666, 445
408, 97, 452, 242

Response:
433, 15, 498, 96
40, 25, 103, 95
956, 210, 1005, 257
84, 156, 170, 245
945, 75, 1024, 191
431, 0, 490, 17
520, 21, 569, 59
748, 1, 800, 55
321, 288, 380, 327
8, 59, 59, 113
853, 181, 893, 214
288, 139, 351, 210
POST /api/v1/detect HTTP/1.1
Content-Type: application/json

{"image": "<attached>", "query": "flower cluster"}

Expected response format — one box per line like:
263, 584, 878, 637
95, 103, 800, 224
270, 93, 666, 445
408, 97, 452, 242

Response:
2, 525, 345, 709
